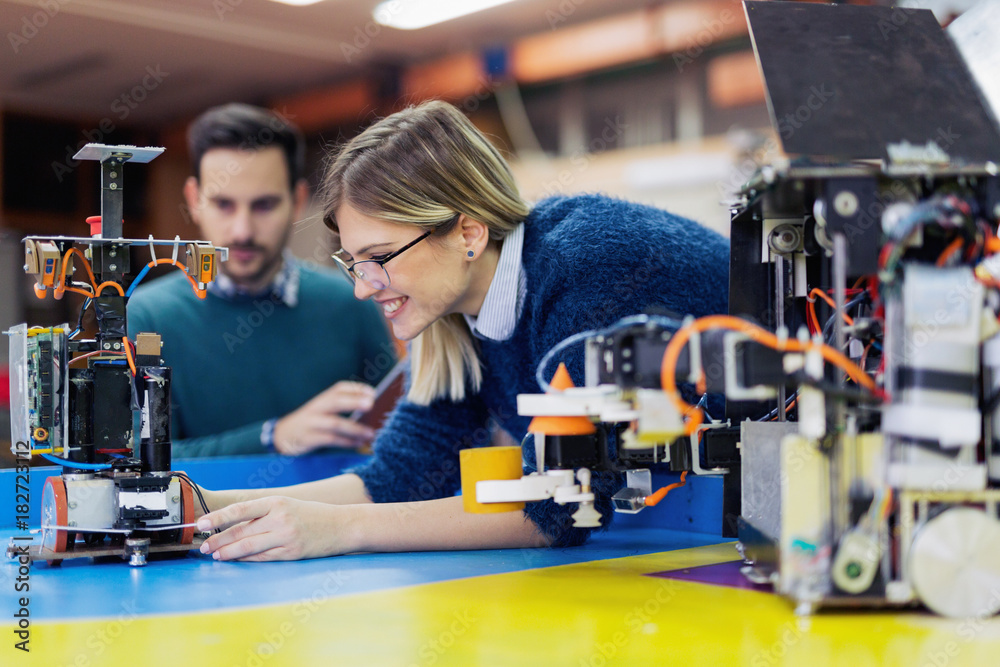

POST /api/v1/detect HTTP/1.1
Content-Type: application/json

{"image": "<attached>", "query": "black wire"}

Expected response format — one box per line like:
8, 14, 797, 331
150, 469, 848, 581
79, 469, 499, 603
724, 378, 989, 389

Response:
758, 391, 799, 421
71, 297, 92, 338
796, 376, 882, 403
170, 472, 216, 533
820, 292, 869, 344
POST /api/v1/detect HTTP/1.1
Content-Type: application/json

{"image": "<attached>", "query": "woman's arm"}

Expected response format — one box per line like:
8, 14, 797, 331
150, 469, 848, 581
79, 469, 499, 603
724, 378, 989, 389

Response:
199, 473, 372, 516
196, 495, 550, 561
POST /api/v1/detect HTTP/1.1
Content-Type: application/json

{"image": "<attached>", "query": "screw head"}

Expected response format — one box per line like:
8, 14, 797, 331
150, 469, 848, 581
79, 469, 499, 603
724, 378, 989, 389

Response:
109, 263, 117, 271
833, 191, 859, 217
110, 183, 118, 190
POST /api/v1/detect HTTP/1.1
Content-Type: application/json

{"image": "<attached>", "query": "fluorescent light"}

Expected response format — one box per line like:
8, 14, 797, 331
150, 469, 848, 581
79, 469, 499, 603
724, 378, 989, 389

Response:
269, 0, 325, 6
374, 0, 519, 30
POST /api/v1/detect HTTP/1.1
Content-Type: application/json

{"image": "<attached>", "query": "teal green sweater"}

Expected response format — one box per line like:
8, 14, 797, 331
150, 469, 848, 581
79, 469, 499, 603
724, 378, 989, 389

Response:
126, 263, 395, 457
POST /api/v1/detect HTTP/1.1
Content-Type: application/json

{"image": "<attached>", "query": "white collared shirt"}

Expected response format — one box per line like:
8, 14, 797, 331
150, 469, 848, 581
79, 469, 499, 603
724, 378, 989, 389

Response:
464, 223, 526, 341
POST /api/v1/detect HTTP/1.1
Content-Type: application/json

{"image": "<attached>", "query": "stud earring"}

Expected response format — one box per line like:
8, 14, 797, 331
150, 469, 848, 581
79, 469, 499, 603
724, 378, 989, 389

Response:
467, 250, 475, 258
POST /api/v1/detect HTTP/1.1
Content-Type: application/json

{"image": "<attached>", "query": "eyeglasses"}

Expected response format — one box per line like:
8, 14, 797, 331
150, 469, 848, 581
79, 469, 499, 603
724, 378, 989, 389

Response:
331, 231, 432, 290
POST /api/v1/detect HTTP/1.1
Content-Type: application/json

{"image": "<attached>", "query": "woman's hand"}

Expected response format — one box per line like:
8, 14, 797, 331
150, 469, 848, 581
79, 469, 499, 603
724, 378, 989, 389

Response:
196, 496, 355, 561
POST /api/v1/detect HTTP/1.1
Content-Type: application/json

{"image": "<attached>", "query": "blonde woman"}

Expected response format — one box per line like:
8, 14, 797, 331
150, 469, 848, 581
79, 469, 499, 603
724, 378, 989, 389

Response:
195, 100, 729, 561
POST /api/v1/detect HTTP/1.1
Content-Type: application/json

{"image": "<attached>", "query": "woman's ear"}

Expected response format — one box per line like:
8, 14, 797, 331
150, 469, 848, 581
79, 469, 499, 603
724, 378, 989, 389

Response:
458, 215, 490, 260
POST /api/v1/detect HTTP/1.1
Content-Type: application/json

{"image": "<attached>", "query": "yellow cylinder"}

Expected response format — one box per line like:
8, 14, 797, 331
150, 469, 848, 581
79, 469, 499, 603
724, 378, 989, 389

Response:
460, 446, 526, 514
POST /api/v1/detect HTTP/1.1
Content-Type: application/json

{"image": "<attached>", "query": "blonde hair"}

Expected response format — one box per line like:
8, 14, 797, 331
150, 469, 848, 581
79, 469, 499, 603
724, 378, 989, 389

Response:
321, 101, 530, 405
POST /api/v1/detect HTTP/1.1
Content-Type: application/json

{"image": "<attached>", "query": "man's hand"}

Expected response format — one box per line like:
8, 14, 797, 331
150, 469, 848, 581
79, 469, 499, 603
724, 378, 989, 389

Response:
273, 381, 376, 455
197, 497, 354, 561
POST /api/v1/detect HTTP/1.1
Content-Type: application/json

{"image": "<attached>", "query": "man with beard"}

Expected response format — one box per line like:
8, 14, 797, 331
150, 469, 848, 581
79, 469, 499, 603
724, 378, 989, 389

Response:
128, 103, 394, 457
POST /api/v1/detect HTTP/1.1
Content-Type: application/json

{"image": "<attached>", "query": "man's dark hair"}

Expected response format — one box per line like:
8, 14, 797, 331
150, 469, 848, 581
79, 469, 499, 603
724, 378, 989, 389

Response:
187, 103, 305, 189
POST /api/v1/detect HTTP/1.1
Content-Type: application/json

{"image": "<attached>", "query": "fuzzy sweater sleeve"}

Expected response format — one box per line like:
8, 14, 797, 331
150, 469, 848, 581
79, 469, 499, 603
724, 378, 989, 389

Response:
347, 389, 491, 504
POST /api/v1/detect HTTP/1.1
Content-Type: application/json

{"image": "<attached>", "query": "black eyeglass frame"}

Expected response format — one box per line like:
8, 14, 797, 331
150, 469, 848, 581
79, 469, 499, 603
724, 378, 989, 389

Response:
332, 230, 432, 289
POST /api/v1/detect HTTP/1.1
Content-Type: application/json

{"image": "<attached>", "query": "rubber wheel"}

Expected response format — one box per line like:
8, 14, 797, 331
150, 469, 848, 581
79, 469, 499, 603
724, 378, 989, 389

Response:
178, 476, 196, 545
41, 477, 69, 565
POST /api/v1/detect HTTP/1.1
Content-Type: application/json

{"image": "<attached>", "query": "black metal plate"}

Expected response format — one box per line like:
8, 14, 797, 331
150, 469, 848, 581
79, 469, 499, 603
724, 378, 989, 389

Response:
744, 0, 1000, 163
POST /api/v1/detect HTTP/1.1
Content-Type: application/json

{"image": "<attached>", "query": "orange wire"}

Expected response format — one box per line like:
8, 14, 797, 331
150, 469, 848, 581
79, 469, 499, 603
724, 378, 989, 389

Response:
644, 471, 688, 507
808, 288, 854, 327
143, 258, 207, 299
62, 286, 95, 299
96, 281, 125, 296
880, 487, 894, 520
935, 237, 964, 267
56, 247, 98, 292
660, 315, 878, 436
123, 338, 137, 376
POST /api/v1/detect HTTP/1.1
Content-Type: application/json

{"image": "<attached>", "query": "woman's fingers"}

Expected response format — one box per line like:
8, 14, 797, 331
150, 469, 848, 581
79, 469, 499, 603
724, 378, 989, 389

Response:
197, 499, 268, 533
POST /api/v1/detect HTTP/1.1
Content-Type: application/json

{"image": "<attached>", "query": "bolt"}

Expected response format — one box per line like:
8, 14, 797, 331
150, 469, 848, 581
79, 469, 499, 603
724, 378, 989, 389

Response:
109, 249, 117, 257
68, 521, 77, 527
110, 183, 118, 190
171, 496, 179, 504
171, 515, 178, 523
834, 191, 859, 217
113, 342, 121, 350
103, 343, 111, 350
69, 502, 77, 509
109, 263, 117, 271
110, 171, 118, 178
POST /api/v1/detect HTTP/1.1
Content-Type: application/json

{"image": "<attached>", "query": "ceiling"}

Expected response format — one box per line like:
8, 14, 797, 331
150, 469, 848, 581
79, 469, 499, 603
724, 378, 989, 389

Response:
0, 0, 662, 128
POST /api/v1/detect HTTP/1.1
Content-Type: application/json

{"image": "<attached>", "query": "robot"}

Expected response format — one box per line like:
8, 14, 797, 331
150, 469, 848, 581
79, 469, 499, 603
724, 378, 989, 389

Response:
5, 144, 225, 566
462, 1, 1000, 618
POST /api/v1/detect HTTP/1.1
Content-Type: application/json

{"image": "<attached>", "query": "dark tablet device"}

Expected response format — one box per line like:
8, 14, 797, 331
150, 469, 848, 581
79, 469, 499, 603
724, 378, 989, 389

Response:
349, 360, 406, 430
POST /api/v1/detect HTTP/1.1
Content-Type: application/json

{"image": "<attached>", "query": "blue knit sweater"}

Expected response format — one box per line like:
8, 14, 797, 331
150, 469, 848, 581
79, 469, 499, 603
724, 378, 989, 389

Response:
352, 194, 729, 547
